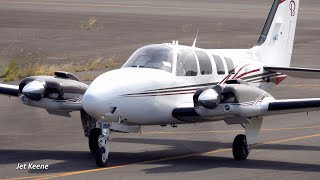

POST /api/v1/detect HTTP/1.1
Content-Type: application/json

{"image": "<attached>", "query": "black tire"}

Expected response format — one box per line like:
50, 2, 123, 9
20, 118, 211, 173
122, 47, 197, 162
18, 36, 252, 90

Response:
89, 128, 101, 154
232, 134, 250, 160
95, 147, 108, 167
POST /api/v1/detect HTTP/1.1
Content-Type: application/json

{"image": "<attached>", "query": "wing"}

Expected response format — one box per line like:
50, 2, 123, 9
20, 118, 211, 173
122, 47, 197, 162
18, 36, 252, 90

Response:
0, 72, 88, 117
173, 84, 320, 125
173, 98, 320, 124
264, 66, 320, 79
0, 83, 19, 96
267, 98, 320, 115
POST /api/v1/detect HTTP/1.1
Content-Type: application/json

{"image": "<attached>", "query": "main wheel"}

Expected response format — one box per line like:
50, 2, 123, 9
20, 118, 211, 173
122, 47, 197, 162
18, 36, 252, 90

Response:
232, 134, 250, 160
89, 128, 101, 154
96, 147, 108, 167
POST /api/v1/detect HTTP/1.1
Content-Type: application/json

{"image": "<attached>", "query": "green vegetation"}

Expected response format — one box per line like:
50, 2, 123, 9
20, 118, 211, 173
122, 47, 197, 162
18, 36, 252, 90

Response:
0, 57, 119, 82
0, 60, 19, 82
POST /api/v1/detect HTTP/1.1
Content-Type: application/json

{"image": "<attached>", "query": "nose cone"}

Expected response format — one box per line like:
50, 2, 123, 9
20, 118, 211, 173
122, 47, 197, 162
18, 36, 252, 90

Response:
198, 89, 220, 109
81, 72, 122, 120
82, 92, 100, 118
22, 80, 45, 101
82, 89, 118, 120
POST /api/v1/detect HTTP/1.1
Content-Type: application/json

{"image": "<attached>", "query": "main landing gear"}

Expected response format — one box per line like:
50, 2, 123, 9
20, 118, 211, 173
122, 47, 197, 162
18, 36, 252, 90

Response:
232, 134, 250, 160
232, 117, 263, 161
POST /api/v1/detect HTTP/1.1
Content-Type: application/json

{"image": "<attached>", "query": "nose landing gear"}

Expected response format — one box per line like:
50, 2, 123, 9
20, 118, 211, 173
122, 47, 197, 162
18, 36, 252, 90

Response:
89, 128, 101, 154
95, 122, 110, 167
92, 121, 141, 167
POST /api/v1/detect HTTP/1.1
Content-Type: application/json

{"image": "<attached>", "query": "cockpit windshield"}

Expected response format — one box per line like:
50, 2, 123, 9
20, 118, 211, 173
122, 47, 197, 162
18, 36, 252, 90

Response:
122, 45, 173, 73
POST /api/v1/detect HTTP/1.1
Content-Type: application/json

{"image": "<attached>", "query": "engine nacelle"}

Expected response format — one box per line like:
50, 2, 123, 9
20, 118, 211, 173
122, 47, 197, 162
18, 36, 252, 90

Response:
18, 72, 88, 111
194, 84, 272, 109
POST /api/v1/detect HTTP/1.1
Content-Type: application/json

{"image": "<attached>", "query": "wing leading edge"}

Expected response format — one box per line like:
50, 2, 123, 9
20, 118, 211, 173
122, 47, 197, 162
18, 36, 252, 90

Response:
266, 98, 320, 115
0, 83, 19, 96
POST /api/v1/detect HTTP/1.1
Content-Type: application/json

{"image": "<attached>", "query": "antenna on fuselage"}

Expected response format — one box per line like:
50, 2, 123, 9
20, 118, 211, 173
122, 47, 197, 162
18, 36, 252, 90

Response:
192, 28, 199, 48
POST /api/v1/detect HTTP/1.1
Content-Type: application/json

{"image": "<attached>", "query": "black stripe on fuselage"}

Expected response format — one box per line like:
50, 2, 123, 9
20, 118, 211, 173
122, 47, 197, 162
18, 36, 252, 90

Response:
122, 72, 281, 97
123, 82, 218, 96
145, 82, 218, 92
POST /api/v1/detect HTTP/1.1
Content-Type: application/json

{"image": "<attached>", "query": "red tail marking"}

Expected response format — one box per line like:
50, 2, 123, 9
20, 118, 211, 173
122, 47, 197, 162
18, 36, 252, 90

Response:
279, 0, 286, 4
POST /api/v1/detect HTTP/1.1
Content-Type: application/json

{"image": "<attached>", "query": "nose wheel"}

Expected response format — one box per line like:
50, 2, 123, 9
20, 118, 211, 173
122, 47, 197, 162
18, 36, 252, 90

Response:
95, 122, 111, 167
89, 128, 101, 154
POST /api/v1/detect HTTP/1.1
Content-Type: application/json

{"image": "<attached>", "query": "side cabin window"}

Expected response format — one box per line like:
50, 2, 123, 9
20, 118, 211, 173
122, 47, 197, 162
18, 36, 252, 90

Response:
195, 51, 212, 75
211, 54, 225, 75
225, 57, 235, 74
176, 49, 198, 76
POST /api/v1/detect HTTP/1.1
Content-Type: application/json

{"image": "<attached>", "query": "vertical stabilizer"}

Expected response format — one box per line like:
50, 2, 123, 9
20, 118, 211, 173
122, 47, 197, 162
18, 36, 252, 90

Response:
253, 0, 300, 67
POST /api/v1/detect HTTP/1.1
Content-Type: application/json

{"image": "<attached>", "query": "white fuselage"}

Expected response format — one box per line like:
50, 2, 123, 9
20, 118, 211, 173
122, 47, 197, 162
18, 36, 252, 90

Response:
81, 43, 285, 125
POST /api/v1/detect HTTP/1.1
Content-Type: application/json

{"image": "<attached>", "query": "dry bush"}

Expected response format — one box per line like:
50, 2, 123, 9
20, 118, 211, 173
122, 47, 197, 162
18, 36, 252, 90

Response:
0, 56, 119, 82
78, 74, 95, 81
80, 17, 102, 30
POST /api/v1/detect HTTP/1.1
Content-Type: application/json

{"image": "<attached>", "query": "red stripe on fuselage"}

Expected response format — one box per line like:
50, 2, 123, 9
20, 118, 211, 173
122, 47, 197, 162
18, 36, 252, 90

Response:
232, 64, 250, 79
219, 74, 231, 84
236, 68, 261, 79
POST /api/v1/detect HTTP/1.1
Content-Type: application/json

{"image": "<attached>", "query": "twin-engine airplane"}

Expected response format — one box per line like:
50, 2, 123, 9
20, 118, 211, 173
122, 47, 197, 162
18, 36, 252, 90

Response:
0, 0, 319, 167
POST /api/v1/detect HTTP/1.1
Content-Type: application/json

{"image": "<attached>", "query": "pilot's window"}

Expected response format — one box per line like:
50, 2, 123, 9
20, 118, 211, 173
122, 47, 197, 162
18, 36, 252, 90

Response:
176, 49, 198, 76
122, 45, 173, 73
195, 51, 212, 75
225, 57, 235, 74
211, 54, 225, 75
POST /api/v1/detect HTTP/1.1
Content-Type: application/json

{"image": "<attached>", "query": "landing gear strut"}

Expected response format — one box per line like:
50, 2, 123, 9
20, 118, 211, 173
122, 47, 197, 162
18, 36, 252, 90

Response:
232, 134, 250, 160
95, 122, 110, 167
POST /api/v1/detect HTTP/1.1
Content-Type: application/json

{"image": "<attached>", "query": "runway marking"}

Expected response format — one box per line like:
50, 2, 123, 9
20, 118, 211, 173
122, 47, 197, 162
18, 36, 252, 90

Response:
0, 1, 319, 15
0, 1, 264, 13
1, 125, 319, 137
3, 133, 319, 180
265, 133, 320, 144
143, 125, 320, 134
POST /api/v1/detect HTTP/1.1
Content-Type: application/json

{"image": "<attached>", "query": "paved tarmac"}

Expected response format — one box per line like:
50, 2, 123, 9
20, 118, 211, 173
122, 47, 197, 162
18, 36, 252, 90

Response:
0, 0, 320, 179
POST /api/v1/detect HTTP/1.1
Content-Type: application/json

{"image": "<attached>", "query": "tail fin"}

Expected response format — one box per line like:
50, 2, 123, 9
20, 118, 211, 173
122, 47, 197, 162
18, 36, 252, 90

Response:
253, 0, 300, 67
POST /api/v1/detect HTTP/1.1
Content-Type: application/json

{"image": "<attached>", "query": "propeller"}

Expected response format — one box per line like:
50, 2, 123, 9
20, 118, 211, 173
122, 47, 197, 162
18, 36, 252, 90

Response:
198, 88, 221, 109
22, 80, 45, 101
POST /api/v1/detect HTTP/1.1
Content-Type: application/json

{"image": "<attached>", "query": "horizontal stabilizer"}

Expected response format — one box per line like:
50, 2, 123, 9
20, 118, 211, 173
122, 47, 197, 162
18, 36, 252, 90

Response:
0, 83, 19, 96
264, 66, 320, 79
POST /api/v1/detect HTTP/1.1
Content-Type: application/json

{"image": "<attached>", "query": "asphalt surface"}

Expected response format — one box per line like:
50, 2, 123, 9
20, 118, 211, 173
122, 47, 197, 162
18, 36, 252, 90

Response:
0, 0, 320, 179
